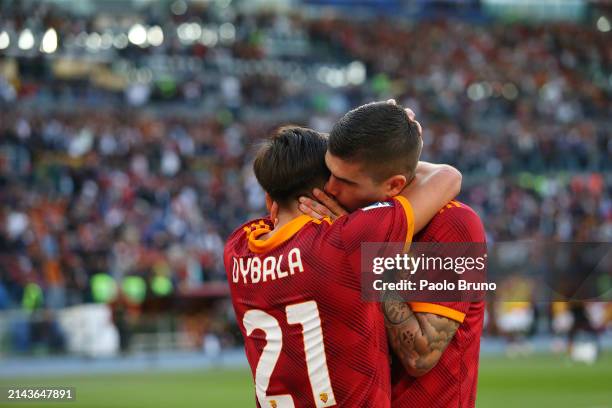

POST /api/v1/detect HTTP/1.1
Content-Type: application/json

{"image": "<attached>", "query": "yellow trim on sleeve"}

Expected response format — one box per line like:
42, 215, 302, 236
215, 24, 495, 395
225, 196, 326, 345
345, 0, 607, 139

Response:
393, 196, 415, 250
409, 302, 466, 323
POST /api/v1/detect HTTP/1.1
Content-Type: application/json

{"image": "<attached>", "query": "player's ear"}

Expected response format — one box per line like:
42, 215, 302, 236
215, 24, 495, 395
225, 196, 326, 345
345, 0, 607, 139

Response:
384, 174, 407, 197
265, 193, 273, 211
270, 201, 279, 227
264, 193, 280, 226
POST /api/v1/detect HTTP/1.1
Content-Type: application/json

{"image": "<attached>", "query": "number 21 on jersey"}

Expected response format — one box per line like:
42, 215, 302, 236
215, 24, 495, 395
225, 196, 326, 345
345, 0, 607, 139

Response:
243, 300, 337, 408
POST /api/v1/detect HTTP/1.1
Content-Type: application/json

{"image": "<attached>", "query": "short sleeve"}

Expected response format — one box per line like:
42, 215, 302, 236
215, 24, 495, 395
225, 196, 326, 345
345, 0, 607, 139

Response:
410, 202, 486, 324
338, 197, 415, 253
332, 198, 415, 278
415, 201, 485, 243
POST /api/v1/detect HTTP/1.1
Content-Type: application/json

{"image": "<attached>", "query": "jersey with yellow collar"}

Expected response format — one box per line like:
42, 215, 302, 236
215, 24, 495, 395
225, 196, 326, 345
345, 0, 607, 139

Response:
223, 197, 414, 408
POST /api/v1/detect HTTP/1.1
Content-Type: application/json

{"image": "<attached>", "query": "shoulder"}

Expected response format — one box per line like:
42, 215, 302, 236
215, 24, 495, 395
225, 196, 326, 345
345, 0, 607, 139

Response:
332, 198, 404, 236
416, 201, 485, 243
343, 197, 409, 223
438, 200, 481, 221
330, 198, 412, 249
433, 201, 483, 227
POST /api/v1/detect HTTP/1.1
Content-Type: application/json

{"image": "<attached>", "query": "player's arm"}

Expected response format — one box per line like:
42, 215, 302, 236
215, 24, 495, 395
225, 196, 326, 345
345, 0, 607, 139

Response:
382, 292, 460, 377
400, 161, 461, 233
297, 161, 461, 233
383, 207, 483, 377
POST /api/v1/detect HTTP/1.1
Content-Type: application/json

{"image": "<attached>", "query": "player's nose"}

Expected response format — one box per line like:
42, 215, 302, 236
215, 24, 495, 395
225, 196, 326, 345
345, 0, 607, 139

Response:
324, 178, 339, 197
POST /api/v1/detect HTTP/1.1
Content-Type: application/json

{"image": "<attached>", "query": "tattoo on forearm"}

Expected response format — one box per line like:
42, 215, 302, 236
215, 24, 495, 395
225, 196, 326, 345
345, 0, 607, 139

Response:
382, 292, 459, 376
383, 297, 412, 325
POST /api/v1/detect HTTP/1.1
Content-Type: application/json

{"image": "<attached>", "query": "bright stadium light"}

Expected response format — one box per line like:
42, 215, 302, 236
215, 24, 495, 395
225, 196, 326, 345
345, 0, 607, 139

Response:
128, 24, 148, 46
75, 31, 88, 47
467, 83, 486, 101
40, 28, 58, 53
18, 29, 35, 50
200, 28, 218, 47
113, 33, 129, 49
189, 23, 202, 40
86, 32, 102, 51
177, 23, 201, 44
316, 66, 330, 83
219, 22, 235, 43
329, 70, 346, 88
346, 61, 366, 85
481, 82, 493, 98
147, 26, 164, 46
171, 0, 187, 15
540, 81, 561, 102
319, 67, 346, 88
100, 32, 114, 49
0, 31, 9, 50
177, 23, 188, 42
596, 16, 611, 32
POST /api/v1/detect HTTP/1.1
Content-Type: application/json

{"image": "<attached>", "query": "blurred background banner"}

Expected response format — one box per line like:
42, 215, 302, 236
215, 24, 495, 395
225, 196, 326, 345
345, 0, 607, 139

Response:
0, 0, 610, 406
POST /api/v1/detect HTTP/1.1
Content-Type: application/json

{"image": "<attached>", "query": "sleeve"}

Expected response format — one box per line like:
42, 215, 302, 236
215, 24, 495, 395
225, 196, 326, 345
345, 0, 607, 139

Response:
415, 201, 485, 243
338, 197, 415, 253
409, 202, 486, 324
334, 198, 414, 278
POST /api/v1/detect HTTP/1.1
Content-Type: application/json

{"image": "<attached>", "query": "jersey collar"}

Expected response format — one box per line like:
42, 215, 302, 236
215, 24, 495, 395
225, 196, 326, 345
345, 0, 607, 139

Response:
248, 214, 324, 254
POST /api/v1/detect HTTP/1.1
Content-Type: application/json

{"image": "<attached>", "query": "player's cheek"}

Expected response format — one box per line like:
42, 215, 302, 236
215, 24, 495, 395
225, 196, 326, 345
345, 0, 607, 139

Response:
349, 188, 367, 209
334, 189, 354, 210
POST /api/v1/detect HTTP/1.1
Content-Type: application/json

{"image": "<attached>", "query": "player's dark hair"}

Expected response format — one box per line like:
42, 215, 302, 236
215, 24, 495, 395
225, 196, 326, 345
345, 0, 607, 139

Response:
329, 101, 422, 181
253, 126, 330, 207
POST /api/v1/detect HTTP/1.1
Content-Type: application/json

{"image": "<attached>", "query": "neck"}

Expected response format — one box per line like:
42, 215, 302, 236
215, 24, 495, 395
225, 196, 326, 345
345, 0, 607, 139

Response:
274, 203, 304, 228
262, 202, 303, 240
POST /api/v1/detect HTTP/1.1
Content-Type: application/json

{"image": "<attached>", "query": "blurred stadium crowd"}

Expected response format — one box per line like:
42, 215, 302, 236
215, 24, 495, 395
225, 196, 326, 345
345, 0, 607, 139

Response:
0, 1, 610, 353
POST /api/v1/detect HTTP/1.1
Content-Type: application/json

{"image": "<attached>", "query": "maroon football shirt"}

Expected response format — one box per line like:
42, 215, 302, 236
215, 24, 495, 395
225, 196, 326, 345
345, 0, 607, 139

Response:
225, 197, 414, 408
392, 200, 486, 408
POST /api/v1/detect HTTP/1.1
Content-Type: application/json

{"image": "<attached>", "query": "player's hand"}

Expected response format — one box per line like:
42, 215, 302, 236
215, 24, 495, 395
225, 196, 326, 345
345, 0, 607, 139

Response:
298, 188, 348, 221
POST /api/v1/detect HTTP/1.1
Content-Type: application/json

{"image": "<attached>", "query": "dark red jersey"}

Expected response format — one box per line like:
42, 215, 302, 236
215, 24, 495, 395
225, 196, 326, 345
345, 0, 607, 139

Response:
392, 200, 486, 408
225, 197, 414, 408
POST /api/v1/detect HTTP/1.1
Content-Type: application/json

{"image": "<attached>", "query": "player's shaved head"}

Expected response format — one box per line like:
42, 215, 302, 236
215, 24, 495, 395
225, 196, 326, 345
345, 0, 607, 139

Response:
329, 101, 422, 181
254, 126, 330, 207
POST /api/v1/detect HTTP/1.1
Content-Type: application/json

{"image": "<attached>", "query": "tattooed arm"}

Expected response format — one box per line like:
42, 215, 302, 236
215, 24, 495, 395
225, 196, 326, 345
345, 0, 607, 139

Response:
383, 293, 460, 377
